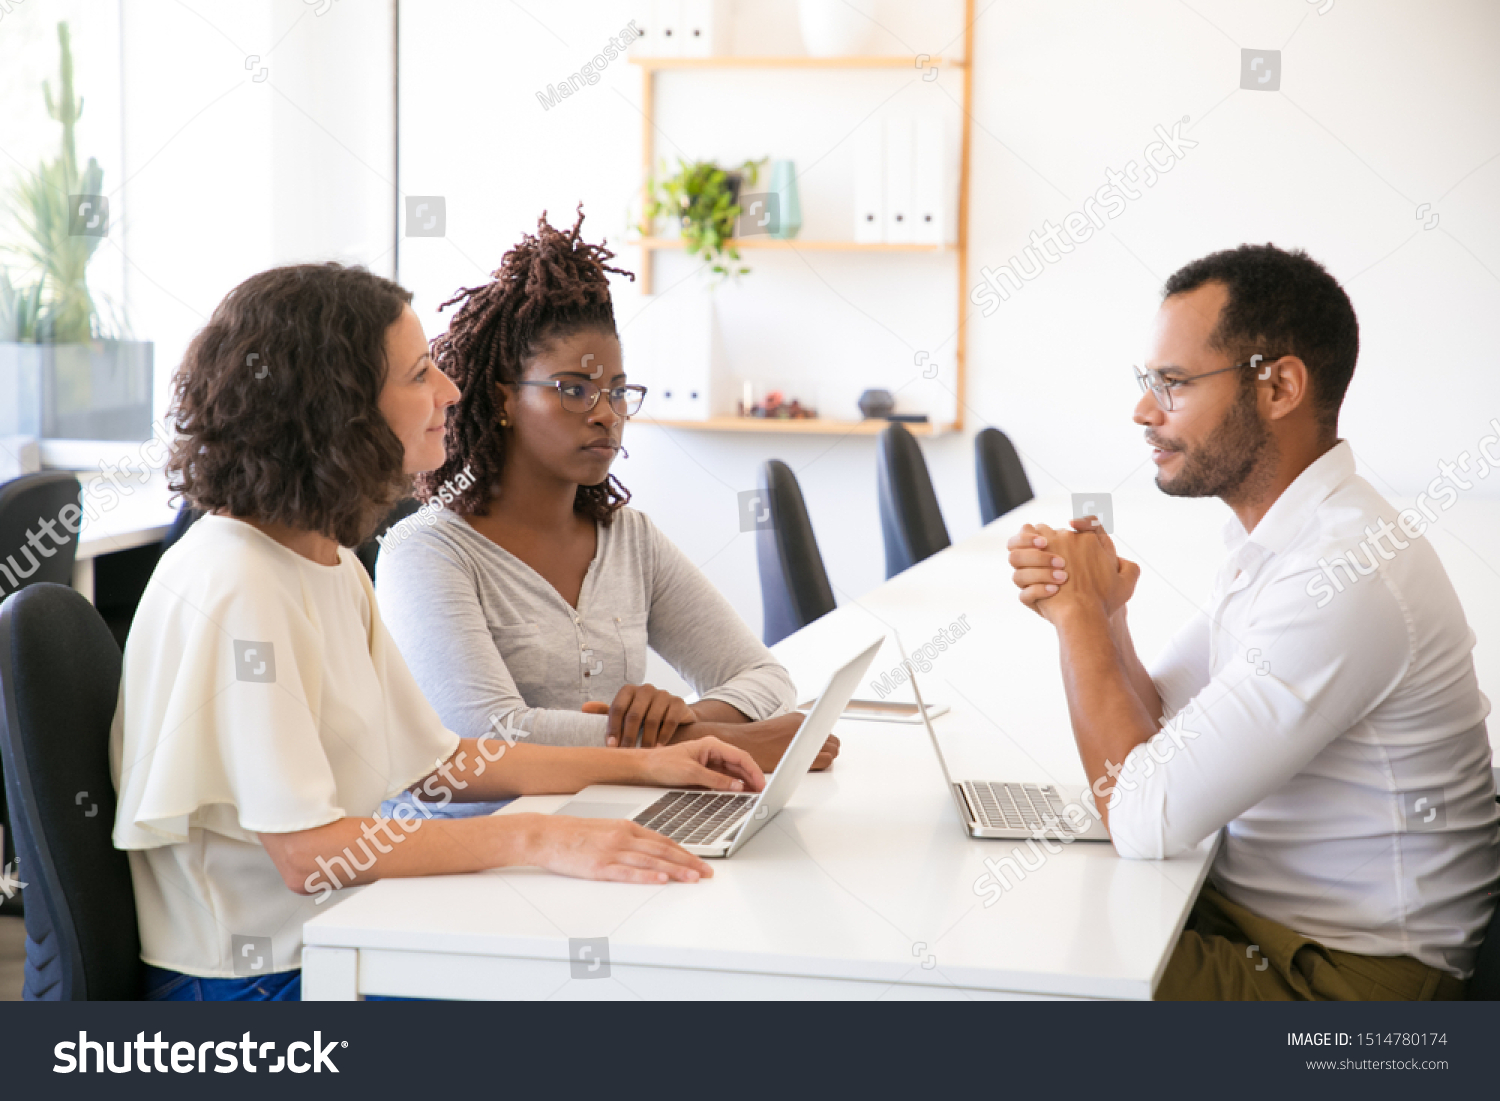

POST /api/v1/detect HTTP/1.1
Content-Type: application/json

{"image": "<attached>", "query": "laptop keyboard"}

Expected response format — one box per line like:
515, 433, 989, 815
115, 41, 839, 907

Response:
633, 791, 758, 846
963, 782, 1075, 833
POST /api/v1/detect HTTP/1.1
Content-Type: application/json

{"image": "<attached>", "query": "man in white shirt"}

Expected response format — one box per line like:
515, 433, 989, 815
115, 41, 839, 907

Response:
1007, 243, 1498, 1000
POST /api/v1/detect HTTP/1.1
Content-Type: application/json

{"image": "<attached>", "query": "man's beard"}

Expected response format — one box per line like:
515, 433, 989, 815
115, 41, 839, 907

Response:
1154, 383, 1276, 500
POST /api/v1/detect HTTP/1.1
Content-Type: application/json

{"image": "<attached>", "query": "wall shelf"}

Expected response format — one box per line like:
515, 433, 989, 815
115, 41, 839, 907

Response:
641, 416, 944, 437
634, 236, 953, 254
633, 4, 974, 432
630, 56, 964, 71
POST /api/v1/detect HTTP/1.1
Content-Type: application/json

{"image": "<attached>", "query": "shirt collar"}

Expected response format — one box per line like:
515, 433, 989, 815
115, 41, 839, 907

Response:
1219, 439, 1356, 566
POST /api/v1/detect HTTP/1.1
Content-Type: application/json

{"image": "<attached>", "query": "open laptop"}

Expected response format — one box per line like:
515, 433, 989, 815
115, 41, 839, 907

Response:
555, 637, 884, 857
898, 633, 1111, 842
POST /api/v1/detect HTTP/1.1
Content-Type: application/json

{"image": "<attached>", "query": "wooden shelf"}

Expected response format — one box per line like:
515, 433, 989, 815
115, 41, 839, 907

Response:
635, 236, 952, 253
630, 55, 964, 71
641, 416, 943, 437
634, 2, 973, 430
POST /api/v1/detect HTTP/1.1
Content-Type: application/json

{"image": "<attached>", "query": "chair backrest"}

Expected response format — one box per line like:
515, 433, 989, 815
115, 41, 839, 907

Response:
1470, 775, 1500, 1000
755, 460, 836, 647
974, 427, 1034, 525
1471, 892, 1500, 1000
357, 496, 421, 581
0, 583, 140, 1000
876, 423, 951, 579
159, 501, 203, 555
0, 472, 82, 601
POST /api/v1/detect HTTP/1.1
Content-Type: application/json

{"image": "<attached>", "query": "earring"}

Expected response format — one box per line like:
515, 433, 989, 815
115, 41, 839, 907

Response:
499, 412, 510, 427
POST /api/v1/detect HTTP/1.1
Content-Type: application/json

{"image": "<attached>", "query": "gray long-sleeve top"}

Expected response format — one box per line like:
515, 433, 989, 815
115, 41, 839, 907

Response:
374, 506, 796, 748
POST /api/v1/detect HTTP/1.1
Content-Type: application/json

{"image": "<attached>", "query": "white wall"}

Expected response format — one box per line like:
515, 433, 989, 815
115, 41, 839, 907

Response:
117, 0, 394, 425
396, 0, 1500, 644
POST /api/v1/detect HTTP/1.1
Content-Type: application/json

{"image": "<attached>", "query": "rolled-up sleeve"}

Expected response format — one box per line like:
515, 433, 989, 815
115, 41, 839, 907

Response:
1109, 567, 1412, 860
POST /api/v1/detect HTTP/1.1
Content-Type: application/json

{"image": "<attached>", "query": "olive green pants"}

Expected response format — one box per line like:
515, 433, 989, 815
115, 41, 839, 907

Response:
1154, 885, 1467, 1001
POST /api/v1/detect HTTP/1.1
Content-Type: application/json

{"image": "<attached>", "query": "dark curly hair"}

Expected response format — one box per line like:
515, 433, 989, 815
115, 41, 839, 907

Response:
417, 205, 635, 523
1163, 243, 1359, 436
167, 262, 413, 547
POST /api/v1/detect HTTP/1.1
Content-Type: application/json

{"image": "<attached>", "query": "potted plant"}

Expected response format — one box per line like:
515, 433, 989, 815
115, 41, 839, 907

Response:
640, 157, 766, 279
0, 21, 152, 447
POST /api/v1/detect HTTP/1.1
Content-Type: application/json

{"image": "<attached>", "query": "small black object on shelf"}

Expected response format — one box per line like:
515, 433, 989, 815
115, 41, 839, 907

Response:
857, 388, 895, 420
888, 413, 930, 423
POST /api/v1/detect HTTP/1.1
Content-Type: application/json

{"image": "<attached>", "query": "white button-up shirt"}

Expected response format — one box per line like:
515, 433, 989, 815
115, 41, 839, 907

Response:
1109, 441, 1499, 977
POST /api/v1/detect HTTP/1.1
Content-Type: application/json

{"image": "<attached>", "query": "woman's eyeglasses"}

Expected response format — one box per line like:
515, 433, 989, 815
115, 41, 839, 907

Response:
515, 379, 647, 417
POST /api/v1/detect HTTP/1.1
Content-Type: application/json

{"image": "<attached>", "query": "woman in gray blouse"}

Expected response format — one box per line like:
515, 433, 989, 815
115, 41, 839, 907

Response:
376, 208, 830, 795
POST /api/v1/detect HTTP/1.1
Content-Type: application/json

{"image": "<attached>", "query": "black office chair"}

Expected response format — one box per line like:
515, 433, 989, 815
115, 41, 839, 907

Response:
0, 471, 84, 913
0, 583, 141, 999
975, 426, 1034, 525
755, 460, 837, 647
159, 500, 203, 555
0, 472, 82, 601
876, 422, 951, 579
356, 496, 422, 581
1471, 896, 1500, 1000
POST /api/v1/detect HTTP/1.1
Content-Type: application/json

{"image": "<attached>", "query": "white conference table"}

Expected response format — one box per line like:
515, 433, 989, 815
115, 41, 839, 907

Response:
300, 494, 1248, 1001
300, 488, 1500, 1000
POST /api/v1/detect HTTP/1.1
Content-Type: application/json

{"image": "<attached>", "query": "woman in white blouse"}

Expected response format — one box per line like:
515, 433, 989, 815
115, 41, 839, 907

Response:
110, 262, 763, 1001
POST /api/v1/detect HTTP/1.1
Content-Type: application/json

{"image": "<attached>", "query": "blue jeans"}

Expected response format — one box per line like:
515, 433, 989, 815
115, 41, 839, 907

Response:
143, 963, 302, 1001
142, 964, 419, 1001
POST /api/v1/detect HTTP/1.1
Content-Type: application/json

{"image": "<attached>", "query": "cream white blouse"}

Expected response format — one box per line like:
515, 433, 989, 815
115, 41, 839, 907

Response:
110, 515, 459, 977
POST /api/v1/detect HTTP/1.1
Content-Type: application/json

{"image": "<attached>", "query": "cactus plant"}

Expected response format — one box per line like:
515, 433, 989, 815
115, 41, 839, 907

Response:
1, 21, 116, 343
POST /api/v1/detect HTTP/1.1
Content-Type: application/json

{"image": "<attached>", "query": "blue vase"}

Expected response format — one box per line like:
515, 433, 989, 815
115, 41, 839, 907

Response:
768, 159, 802, 240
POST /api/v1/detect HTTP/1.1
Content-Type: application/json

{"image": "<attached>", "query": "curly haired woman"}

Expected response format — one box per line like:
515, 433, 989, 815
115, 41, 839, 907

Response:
111, 261, 764, 1000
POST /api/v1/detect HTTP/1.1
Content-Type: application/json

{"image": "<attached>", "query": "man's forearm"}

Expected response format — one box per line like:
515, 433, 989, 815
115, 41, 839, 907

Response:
1051, 605, 1160, 820
1108, 607, 1164, 726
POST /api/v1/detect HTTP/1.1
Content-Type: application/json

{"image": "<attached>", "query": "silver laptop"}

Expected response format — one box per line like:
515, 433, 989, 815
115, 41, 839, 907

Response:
555, 637, 884, 857
899, 633, 1111, 842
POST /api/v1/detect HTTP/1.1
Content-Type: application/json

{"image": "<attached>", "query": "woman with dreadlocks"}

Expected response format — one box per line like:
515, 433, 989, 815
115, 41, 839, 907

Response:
376, 208, 829, 819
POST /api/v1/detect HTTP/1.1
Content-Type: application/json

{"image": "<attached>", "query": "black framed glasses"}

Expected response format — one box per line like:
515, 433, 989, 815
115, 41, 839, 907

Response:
1133, 356, 1281, 412
515, 379, 647, 417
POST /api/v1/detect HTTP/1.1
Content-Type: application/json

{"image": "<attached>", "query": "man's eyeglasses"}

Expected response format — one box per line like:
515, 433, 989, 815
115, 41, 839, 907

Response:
1133, 356, 1281, 412
515, 379, 647, 417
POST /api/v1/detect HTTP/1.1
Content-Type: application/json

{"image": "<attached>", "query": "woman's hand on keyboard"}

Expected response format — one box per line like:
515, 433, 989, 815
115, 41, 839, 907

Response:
636, 735, 766, 793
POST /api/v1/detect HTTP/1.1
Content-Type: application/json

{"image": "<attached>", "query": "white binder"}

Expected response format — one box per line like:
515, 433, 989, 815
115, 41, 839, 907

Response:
883, 113, 915, 244
912, 114, 951, 245
653, 0, 684, 58
679, 0, 729, 58
853, 122, 885, 243
626, 5, 653, 57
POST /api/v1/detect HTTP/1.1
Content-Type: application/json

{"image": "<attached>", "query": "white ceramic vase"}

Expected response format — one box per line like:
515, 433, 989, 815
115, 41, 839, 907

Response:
797, 0, 873, 57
